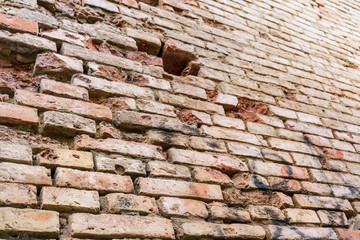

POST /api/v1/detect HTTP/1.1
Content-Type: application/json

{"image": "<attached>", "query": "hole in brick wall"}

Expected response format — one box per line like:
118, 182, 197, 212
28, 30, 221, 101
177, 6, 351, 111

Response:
181, 61, 200, 76
115, 164, 125, 174
161, 40, 195, 76
226, 100, 269, 123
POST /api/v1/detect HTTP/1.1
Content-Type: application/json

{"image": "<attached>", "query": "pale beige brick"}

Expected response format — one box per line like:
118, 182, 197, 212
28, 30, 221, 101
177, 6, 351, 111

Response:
102, 193, 158, 214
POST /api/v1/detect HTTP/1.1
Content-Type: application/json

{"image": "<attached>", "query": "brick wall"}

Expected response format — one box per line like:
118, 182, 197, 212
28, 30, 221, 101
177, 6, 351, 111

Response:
0, 0, 360, 239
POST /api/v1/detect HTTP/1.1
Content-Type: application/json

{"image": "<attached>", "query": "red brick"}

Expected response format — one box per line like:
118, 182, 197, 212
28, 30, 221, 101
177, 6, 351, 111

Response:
0, 102, 38, 125
15, 90, 112, 121
336, 229, 360, 240
126, 51, 163, 66
40, 78, 89, 101
0, 13, 38, 35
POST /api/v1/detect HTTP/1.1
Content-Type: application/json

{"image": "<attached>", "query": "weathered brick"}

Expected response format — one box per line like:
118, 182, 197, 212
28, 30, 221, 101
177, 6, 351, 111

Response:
301, 182, 332, 196
177, 221, 265, 239
15, 90, 112, 121
189, 136, 226, 152
0, 141, 32, 164
158, 91, 225, 115
167, 148, 248, 174
233, 173, 270, 190
40, 187, 100, 213
172, 81, 207, 100
248, 205, 285, 221
262, 149, 293, 164
0, 13, 38, 34
55, 167, 133, 193
286, 120, 334, 138
157, 197, 208, 218
267, 225, 337, 240
304, 134, 332, 147
336, 229, 360, 240
60, 43, 143, 72
212, 114, 245, 130
0, 162, 51, 186
37, 148, 93, 170
87, 61, 128, 82
201, 125, 263, 145
85, 0, 119, 12
75, 135, 165, 160
40, 78, 89, 101
0, 102, 38, 125
146, 129, 189, 148
72, 74, 154, 100
177, 110, 213, 125
125, 28, 161, 55
34, 52, 83, 78
208, 92, 238, 108
136, 99, 176, 117
293, 194, 353, 213
114, 110, 198, 135
268, 137, 320, 156
284, 208, 320, 224
69, 213, 175, 239
147, 161, 191, 179
126, 51, 163, 66
247, 122, 277, 136
41, 28, 85, 46
208, 202, 251, 222
40, 111, 96, 137
136, 177, 223, 201
162, 39, 195, 75
94, 152, 146, 176
0, 207, 59, 237
131, 73, 171, 90
101, 193, 158, 214
331, 185, 360, 199
227, 141, 263, 158
193, 167, 232, 186
317, 210, 348, 227
0, 183, 37, 208
291, 153, 322, 168
249, 159, 309, 180
0, 31, 56, 52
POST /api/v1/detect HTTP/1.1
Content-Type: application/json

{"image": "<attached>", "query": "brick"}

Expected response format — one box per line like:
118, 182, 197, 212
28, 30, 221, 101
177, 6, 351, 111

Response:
0, 141, 32, 164
178, 221, 265, 239
147, 161, 191, 179
85, 0, 119, 12
336, 229, 360, 240
193, 167, 232, 186
125, 28, 161, 55
131, 73, 171, 90
0, 31, 56, 52
262, 149, 293, 164
208, 93, 238, 108
268, 177, 301, 192
277, 128, 305, 142
162, 39, 195, 75
330, 139, 356, 152
189, 136, 226, 152
126, 51, 163, 66
304, 134, 332, 147
167, 148, 248, 174
60, 43, 143, 72
208, 202, 251, 222
297, 112, 323, 125
178, 110, 212, 125
0, 207, 59, 237
324, 148, 360, 162
72, 74, 154, 100
40, 187, 100, 213
136, 99, 176, 117
172, 81, 207, 100
75, 135, 165, 160
284, 208, 320, 224
94, 152, 146, 176
227, 142, 262, 158
248, 205, 285, 221
41, 28, 85, 46
247, 122, 277, 136
310, 169, 350, 185
0, 13, 38, 34
87, 62, 128, 82
146, 129, 189, 148
285, 120, 333, 138
55, 167, 133, 193
334, 131, 360, 144
114, 110, 198, 135
248, 159, 309, 180
268, 137, 320, 156
0, 162, 51, 186
40, 78, 89, 101
0, 102, 38, 125
301, 182, 332, 196
157, 197, 208, 218
69, 213, 175, 239
291, 153, 322, 168
233, 173, 270, 190
15, 90, 112, 121
0, 183, 37, 208
136, 177, 223, 201
267, 225, 337, 240
269, 105, 297, 119
158, 91, 225, 115
101, 193, 158, 214
40, 111, 96, 137
198, 66, 230, 82
37, 148, 93, 170
293, 194, 353, 213
317, 210, 348, 227
201, 125, 262, 145
34, 53, 83, 78
97, 97, 136, 112
330, 185, 360, 199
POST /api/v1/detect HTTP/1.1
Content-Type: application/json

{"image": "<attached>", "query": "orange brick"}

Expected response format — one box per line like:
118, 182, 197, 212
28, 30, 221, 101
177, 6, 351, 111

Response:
0, 102, 38, 125
0, 13, 38, 34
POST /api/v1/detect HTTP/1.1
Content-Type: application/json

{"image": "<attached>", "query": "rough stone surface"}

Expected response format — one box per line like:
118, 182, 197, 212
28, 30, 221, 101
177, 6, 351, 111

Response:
0, 141, 32, 164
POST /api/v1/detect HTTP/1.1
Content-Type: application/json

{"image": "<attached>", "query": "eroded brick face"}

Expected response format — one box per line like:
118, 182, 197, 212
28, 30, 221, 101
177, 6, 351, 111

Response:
1, 1, 360, 239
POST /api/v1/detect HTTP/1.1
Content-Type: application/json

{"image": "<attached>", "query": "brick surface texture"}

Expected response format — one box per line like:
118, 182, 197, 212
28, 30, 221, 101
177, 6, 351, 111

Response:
0, 0, 360, 239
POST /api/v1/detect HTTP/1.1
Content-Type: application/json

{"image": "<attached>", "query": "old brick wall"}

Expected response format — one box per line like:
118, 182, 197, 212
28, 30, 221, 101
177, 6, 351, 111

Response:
0, 0, 360, 239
